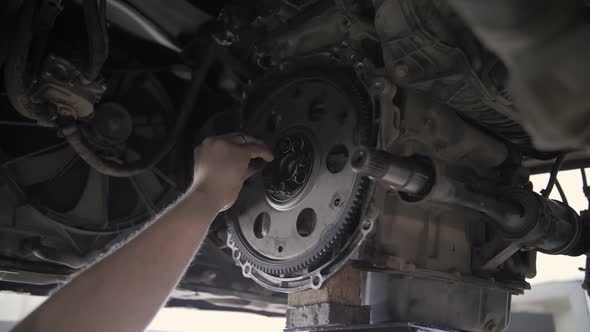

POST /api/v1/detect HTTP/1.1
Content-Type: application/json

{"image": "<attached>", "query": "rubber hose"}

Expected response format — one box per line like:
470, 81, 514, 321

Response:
63, 45, 216, 177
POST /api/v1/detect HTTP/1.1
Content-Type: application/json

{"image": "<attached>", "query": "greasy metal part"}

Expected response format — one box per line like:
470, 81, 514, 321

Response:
361, 185, 531, 294
351, 147, 431, 196
427, 173, 524, 233
256, 3, 377, 65
388, 90, 510, 170
6, 0, 590, 327
352, 145, 587, 273
227, 213, 375, 293
364, 273, 512, 332
352, 147, 523, 231
373, 0, 547, 158
227, 65, 375, 282
372, 78, 401, 150
448, 0, 590, 151
262, 134, 315, 205
480, 243, 522, 272
32, 55, 106, 119
507, 191, 585, 255
480, 191, 587, 273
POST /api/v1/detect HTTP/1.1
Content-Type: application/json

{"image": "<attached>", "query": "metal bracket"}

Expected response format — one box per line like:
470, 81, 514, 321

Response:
31, 55, 106, 119
371, 78, 400, 150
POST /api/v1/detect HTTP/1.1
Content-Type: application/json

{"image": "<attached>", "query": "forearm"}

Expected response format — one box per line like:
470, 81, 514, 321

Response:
14, 191, 219, 332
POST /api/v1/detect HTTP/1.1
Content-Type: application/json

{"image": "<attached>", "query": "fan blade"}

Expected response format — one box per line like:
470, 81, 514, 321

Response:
128, 177, 156, 217
2, 142, 69, 167
9, 146, 76, 186
65, 169, 110, 227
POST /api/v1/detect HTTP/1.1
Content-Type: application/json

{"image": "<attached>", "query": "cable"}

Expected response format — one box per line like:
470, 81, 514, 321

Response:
555, 179, 569, 206
541, 154, 566, 198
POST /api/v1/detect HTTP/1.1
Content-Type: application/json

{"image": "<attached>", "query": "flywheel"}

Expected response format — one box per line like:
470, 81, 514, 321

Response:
227, 65, 376, 292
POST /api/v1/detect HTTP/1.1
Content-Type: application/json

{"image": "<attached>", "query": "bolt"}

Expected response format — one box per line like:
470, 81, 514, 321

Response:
309, 102, 326, 122
341, 17, 351, 28
334, 198, 342, 207
373, 80, 384, 91
354, 62, 365, 72
424, 118, 435, 131
394, 64, 410, 79
484, 320, 497, 332
57, 107, 71, 116
108, 119, 121, 132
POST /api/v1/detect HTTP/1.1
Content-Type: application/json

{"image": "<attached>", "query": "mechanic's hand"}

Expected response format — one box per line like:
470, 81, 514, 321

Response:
191, 133, 273, 212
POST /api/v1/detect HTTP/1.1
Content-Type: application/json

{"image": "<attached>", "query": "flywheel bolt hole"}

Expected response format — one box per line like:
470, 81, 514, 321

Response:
312, 276, 321, 287
326, 145, 349, 174
297, 208, 317, 237
253, 212, 271, 239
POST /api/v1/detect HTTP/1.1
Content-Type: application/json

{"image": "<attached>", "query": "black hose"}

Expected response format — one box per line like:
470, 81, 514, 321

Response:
63, 45, 216, 178
542, 154, 566, 198
4, 0, 49, 121
82, 0, 109, 82
555, 179, 569, 206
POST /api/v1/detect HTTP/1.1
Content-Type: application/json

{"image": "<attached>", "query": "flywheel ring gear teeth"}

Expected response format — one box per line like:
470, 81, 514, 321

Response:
227, 63, 375, 277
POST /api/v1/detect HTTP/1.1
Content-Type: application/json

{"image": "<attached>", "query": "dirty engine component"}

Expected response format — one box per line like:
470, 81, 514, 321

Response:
227, 65, 375, 292
2, 0, 590, 331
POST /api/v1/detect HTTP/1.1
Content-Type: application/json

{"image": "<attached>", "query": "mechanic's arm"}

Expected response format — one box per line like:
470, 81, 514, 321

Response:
13, 134, 273, 332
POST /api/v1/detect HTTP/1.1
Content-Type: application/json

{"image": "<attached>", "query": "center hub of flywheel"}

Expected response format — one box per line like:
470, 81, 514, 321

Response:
262, 133, 314, 204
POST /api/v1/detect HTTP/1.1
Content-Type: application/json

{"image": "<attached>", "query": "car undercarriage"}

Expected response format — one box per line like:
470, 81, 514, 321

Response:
2, 0, 590, 331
